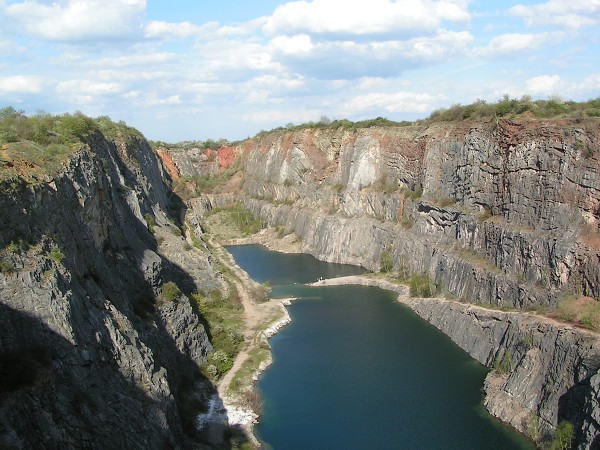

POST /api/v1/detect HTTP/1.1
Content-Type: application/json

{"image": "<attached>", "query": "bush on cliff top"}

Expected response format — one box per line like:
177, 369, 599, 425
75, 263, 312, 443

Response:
0, 107, 144, 180
424, 95, 600, 123
249, 96, 600, 141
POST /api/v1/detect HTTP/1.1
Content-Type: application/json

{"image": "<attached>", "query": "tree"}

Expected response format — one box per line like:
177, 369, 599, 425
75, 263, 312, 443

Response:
319, 115, 332, 125
552, 420, 574, 450
380, 251, 393, 273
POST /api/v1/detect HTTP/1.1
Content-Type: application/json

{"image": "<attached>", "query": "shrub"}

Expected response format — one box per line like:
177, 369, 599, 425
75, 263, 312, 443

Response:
380, 251, 393, 273
0, 260, 13, 273
254, 281, 271, 302
493, 350, 512, 373
161, 282, 180, 302
404, 186, 423, 200
48, 246, 65, 264
408, 273, 438, 297
144, 213, 155, 234
551, 420, 574, 450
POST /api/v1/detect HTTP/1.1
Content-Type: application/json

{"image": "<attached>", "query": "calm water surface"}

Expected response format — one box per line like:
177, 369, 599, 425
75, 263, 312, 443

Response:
226, 245, 533, 450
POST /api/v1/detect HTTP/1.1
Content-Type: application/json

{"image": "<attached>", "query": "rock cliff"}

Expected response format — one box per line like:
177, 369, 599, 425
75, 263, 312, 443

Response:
171, 117, 600, 447
222, 120, 599, 309
400, 297, 600, 449
0, 133, 225, 448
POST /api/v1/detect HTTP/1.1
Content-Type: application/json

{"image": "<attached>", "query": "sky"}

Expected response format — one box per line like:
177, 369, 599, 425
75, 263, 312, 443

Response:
0, 0, 599, 142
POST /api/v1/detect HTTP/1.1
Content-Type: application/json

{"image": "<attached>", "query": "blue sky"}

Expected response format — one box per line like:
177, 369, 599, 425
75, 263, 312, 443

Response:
1, 1, 599, 142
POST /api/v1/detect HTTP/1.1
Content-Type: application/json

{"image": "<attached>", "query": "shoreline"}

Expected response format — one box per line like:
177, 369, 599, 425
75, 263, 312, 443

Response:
203, 237, 296, 448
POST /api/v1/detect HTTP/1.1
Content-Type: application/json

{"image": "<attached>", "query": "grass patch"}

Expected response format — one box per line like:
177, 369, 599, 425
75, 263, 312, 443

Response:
0, 108, 144, 182
204, 204, 263, 239
229, 346, 270, 393
144, 213, 155, 234
453, 246, 501, 274
48, 246, 65, 264
549, 294, 600, 331
380, 251, 393, 273
160, 281, 180, 302
403, 186, 423, 200
192, 288, 244, 381
407, 273, 440, 298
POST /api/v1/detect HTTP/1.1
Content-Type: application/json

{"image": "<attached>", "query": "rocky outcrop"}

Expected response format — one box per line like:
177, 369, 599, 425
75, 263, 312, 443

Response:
0, 133, 224, 448
399, 297, 600, 449
157, 146, 218, 180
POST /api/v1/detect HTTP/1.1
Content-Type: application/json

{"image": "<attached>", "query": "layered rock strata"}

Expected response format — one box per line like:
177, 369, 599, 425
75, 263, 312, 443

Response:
0, 134, 224, 448
400, 297, 600, 449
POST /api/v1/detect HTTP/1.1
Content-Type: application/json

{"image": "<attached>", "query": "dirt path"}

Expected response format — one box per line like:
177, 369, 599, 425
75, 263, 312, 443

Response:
204, 235, 288, 433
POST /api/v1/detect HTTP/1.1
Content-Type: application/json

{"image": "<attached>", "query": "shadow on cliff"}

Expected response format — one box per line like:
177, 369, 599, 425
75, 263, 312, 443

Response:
558, 376, 600, 449
0, 302, 177, 448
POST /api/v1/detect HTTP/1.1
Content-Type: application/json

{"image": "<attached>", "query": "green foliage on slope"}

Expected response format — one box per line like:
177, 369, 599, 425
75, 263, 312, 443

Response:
0, 107, 144, 181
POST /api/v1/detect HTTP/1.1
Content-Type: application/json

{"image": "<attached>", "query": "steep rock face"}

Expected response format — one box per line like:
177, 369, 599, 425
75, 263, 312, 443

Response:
399, 297, 600, 449
0, 134, 222, 448
157, 146, 218, 180
229, 120, 600, 307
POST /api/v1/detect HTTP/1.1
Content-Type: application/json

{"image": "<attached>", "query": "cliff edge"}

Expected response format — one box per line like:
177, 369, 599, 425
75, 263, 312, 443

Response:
0, 128, 225, 448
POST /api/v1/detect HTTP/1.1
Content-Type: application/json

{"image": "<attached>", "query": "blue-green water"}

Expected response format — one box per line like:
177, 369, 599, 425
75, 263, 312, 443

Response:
226, 245, 533, 450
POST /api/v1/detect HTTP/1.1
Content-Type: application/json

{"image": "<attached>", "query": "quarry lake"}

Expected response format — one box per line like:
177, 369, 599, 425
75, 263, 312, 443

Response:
226, 245, 533, 450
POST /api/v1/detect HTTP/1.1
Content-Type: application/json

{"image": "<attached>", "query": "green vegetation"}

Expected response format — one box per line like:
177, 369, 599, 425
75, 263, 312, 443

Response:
403, 186, 423, 200
192, 289, 244, 380
149, 138, 230, 151
48, 246, 65, 264
549, 294, 600, 331
144, 213, 155, 234
520, 333, 534, 350
380, 251, 393, 273
493, 350, 513, 373
0, 107, 96, 147
424, 95, 600, 122
251, 97, 599, 140
205, 204, 263, 238
0, 107, 143, 181
526, 412, 540, 443
255, 116, 411, 138
253, 281, 272, 303
161, 281, 180, 302
94, 115, 144, 142
551, 420, 574, 450
407, 273, 440, 298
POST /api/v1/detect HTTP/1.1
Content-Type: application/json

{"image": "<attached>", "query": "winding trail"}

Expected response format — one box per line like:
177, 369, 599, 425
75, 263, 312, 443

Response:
203, 236, 288, 441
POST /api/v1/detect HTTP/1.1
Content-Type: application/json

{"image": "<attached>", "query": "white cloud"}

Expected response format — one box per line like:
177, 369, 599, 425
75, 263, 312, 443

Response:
0, 75, 43, 94
5, 0, 145, 41
579, 73, 600, 91
263, 0, 470, 37
240, 75, 306, 103
473, 32, 563, 58
86, 52, 176, 69
510, 0, 600, 28
144, 20, 204, 39
340, 91, 439, 115
55, 79, 123, 104
239, 108, 321, 124
526, 75, 564, 95
267, 30, 472, 78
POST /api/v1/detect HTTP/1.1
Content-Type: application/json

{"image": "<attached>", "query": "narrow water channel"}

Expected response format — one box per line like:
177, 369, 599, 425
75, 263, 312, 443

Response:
226, 244, 533, 450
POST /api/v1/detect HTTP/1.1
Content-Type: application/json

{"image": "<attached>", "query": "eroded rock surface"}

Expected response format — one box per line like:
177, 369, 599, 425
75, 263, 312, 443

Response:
0, 134, 223, 448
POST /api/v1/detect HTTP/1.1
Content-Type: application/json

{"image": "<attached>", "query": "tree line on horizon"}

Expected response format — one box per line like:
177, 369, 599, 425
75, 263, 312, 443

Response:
2, 95, 599, 151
